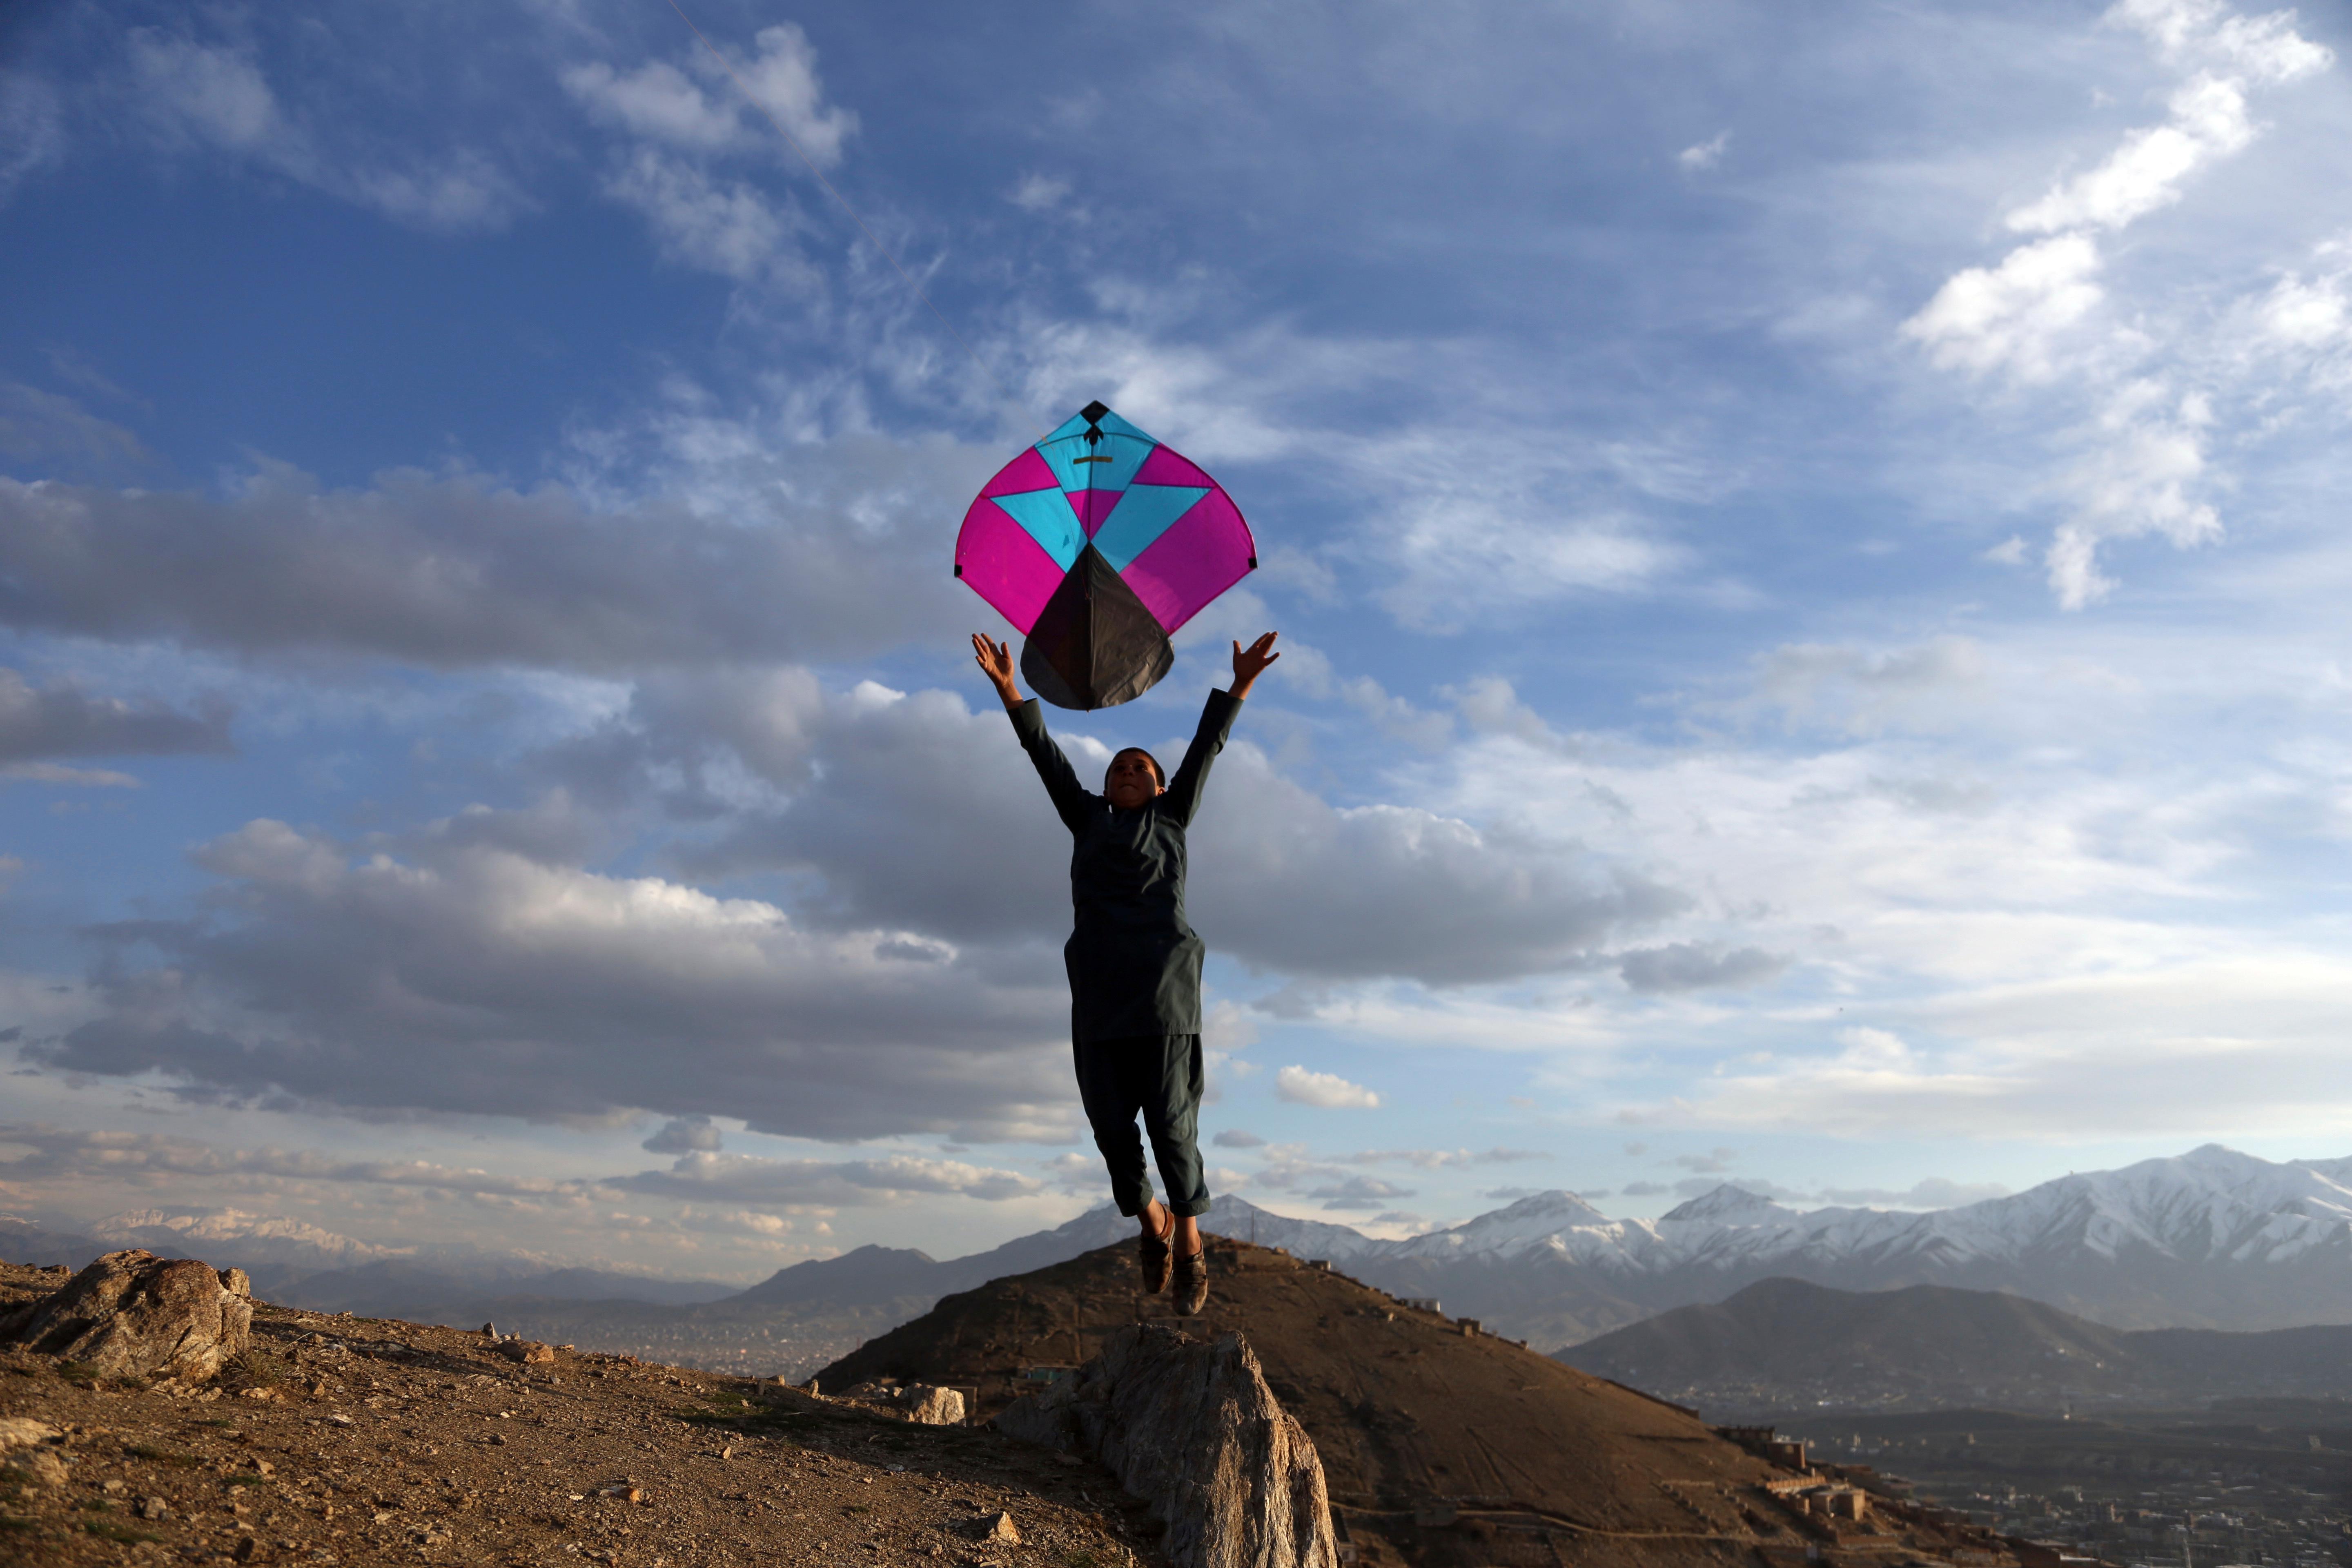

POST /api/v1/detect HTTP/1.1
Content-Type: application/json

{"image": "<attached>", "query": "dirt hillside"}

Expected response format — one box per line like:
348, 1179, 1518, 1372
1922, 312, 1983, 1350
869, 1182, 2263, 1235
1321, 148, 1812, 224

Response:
0, 1260, 1159, 1568
816, 1238, 2048, 1568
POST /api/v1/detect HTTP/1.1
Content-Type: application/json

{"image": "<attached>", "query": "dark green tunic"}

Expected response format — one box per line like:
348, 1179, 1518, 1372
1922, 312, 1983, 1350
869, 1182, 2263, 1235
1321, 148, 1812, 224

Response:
1009, 689, 1241, 1044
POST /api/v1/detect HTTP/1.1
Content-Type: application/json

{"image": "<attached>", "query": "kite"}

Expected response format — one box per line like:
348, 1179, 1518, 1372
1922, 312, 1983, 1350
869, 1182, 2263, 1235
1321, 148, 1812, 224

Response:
955, 401, 1257, 710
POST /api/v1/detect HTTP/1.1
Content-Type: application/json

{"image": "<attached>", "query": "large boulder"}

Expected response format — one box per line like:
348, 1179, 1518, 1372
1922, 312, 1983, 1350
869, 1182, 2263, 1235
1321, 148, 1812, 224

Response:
904, 1383, 965, 1425
996, 1325, 1337, 1568
0, 1250, 252, 1383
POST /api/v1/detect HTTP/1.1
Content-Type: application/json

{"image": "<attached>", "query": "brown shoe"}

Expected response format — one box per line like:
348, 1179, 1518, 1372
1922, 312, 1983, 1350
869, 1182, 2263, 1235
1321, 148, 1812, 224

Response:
1138, 1211, 1174, 1294
1172, 1248, 1209, 1316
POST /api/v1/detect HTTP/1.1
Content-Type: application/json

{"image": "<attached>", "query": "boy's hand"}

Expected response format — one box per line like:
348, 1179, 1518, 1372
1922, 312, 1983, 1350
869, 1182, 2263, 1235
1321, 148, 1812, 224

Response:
973, 633, 1021, 708
1229, 631, 1281, 700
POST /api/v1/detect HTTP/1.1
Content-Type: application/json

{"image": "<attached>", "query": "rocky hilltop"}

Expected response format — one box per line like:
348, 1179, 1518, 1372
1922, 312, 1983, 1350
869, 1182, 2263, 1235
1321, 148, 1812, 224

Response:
815, 1235, 2060, 1568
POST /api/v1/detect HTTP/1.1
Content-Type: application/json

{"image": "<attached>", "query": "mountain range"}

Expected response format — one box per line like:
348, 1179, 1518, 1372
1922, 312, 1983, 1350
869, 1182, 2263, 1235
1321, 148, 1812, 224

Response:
1319, 1143, 2352, 1345
1556, 1276, 2352, 1412
10, 1143, 2352, 1372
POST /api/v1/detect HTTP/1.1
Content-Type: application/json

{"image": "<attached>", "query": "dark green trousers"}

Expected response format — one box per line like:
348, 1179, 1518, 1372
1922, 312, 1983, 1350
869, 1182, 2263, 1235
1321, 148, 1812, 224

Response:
1074, 1033, 1209, 1219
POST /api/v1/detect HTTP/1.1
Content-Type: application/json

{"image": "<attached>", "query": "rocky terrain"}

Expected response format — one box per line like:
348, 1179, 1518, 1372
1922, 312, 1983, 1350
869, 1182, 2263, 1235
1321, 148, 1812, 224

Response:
0, 1257, 1163, 1568
814, 1236, 2047, 1568
0, 1238, 2097, 1568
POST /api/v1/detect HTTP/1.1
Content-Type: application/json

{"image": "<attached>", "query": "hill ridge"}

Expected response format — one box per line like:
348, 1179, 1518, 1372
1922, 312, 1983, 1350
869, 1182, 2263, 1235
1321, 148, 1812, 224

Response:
1558, 1276, 2352, 1412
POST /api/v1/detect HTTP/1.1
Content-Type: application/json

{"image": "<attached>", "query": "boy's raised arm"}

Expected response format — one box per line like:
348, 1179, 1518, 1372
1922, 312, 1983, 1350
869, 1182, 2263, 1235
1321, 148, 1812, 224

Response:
977, 632, 1091, 833
1162, 632, 1278, 826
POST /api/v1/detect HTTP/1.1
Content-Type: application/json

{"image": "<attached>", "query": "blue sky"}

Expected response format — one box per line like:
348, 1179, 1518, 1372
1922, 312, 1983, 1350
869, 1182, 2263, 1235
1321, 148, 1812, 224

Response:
4, 0, 2352, 1280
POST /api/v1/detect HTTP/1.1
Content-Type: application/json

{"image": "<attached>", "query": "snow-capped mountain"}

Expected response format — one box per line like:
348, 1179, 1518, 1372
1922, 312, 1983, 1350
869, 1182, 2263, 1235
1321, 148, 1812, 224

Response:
1364, 1145, 2352, 1275
91, 1209, 404, 1271
1331, 1145, 2352, 1349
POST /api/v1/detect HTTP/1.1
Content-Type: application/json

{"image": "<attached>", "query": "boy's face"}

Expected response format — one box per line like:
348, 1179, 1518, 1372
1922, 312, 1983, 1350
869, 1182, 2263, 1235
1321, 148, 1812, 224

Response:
1105, 751, 1164, 810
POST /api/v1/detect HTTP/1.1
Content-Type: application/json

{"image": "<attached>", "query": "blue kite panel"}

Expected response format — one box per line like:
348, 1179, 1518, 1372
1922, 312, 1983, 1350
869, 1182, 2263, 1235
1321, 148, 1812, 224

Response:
1091, 484, 1209, 572
1040, 431, 1153, 494
990, 488, 1085, 570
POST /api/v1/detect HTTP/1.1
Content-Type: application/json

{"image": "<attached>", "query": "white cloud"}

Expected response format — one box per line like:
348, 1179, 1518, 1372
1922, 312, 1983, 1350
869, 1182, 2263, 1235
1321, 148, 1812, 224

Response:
2048, 380, 2221, 607
1276, 1065, 1381, 1109
1004, 308, 1693, 628
1748, 637, 1988, 734
1617, 943, 1787, 993
0, 71, 65, 204
40, 815, 1075, 1142
1677, 131, 1729, 172
1341, 676, 1454, 753
668, 685, 1689, 987
1305, 1173, 1412, 1210
2004, 74, 2257, 236
0, 445, 981, 673
1814, 1176, 2013, 1207
2, 762, 138, 788
725, 24, 858, 166
2255, 270, 2351, 349
1345, 1147, 1548, 1169
352, 151, 523, 233
0, 1122, 591, 1203
1009, 173, 1072, 212
1381, 497, 1685, 628
130, 29, 281, 151
0, 383, 149, 474
2110, 0, 2332, 82
642, 1115, 722, 1154
1615, 938, 2352, 1140
1902, 233, 2104, 382
1900, 0, 2332, 605
610, 1150, 1040, 1206
564, 25, 855, 166
0, 667, 232, 764
564, 58, 746, 150
602, 149, 808, 285
1446, 676, 1571, 751
562, 24, 854, 288
125, 27, 524, 232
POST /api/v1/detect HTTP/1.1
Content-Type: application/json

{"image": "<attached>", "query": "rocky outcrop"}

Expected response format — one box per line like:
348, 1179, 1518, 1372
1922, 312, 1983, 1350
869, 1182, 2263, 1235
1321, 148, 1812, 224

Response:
835, 1378, 968, 1425
904, 1383, 965, 1425
0, 1250, 252, 1382
996, 1325, 1337, 1568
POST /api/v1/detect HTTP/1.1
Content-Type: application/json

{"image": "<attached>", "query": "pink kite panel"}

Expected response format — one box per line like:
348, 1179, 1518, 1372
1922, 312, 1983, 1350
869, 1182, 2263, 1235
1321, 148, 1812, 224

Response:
1122, 489, 1255, 633
981, 446, 1058, 499
955, 495, 1065, 632
1067, 487, 1123, 535
1132, 445, 1213, 488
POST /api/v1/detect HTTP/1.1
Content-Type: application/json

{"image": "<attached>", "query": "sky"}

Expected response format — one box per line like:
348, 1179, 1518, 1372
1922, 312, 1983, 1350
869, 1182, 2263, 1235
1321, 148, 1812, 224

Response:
3, 0, 2352, 1283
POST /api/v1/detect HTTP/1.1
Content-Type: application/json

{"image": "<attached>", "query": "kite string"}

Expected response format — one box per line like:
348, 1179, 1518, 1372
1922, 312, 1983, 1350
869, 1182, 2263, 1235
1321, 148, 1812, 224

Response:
663, 0, 1040, 430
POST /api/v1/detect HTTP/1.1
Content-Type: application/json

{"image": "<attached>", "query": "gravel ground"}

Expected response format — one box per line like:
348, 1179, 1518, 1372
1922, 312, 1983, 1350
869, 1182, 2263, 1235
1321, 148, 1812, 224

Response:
0, 1263, 1168, 1568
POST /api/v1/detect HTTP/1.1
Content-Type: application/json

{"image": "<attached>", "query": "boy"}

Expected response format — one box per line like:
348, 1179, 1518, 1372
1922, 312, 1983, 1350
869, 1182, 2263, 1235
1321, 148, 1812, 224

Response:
973, 630, 1280, 1313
